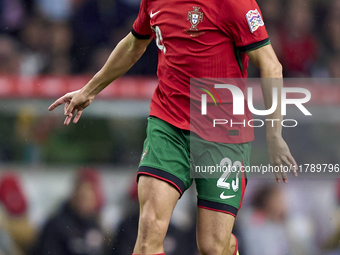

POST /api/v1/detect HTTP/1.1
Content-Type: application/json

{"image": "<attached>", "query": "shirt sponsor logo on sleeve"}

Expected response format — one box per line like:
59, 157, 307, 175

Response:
245, 9, 264, 33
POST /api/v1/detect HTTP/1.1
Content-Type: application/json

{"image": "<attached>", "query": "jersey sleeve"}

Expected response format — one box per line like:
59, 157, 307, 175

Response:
132, 0, 152, 39
220, 0, 270, 53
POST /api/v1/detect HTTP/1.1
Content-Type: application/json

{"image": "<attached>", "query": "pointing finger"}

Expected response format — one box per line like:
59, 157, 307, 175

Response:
48, 96, 69, 111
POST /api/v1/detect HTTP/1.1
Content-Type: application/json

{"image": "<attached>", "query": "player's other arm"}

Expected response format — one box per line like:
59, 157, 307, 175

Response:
48, 32, 152, 125
247, 44, 282, 135
247, 45, 298, 182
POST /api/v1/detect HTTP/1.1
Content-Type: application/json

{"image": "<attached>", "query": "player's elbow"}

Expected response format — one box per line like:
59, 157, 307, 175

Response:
260, 60, 283, 78
272, 61, 283, 75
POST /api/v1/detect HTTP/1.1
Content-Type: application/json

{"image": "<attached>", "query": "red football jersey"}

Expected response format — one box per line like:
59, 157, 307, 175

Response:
132, 0, 269, 143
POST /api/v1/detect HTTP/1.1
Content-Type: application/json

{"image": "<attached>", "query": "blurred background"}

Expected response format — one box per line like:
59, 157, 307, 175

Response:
0, 0, 339, 254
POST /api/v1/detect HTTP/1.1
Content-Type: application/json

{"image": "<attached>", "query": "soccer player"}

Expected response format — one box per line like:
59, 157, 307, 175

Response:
49, 0, 298, 254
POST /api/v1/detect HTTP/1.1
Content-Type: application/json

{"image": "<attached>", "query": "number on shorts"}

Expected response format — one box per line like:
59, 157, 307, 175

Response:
217, 157, 242, 192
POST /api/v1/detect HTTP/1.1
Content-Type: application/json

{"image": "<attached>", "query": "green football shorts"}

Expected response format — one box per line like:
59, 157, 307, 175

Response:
137, 116, 251, 217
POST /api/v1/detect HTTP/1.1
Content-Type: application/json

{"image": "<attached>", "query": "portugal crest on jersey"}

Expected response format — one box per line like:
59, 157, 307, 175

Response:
187, 7, 203, 31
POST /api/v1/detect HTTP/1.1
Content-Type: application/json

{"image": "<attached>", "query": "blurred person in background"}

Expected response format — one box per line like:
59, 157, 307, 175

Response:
35, 168, 105, 255
239, 184, 292, 255
322, 179, 340, 254
35, 0, 72, 23
323, 0, 340, 56
19, 16, 50, 75
308, 0, 340, 77
327, 54, 340, 78
278, 0, 319, 77
71, 0, 116, 73
0, 206, 20, 255
256, 0, 281, 28
321, 0, 340, 78
0, 0, 26, 34
0, 35, 21, 74
45, 22, 73, 74
15, 107, 57, 164
15, 107, 39, 164
0, 172, 36, 255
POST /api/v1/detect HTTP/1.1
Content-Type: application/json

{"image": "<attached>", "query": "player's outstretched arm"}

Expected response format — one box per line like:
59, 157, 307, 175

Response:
48, 32, 152, 125
247, 45, 298, 183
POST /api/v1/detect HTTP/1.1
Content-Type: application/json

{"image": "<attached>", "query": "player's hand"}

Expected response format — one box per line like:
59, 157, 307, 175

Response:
48, 90, 94, 125
267, 136, 298, 183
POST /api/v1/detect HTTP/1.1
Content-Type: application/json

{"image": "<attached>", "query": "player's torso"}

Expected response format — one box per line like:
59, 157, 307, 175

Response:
146, 0, 245, 80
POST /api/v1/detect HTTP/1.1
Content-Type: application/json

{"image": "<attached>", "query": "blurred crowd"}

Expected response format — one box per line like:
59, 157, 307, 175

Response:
0, 169, 339, 255
0, 168, 199, 255
257, 0, 340, 78
0, 0, 157, 76
0, 0, 340, 77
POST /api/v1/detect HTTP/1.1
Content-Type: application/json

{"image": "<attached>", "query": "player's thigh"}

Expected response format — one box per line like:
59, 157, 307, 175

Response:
135, 175, 180, 251
138, 175, 180, 222
196, 207, 235, 250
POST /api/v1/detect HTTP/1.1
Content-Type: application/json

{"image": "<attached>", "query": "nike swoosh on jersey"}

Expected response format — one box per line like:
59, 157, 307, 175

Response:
220, 192, 236, 200
150, 10, 160, 18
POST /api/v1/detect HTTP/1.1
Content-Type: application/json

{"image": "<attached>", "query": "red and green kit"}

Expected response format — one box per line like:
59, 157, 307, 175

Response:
133, 0, 270, 215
